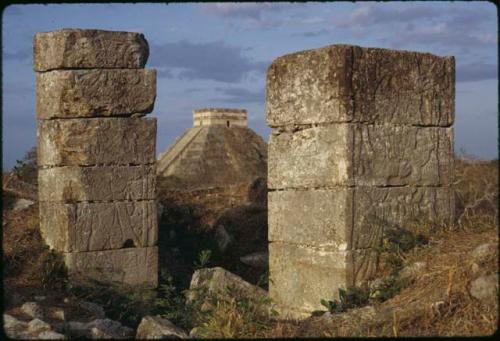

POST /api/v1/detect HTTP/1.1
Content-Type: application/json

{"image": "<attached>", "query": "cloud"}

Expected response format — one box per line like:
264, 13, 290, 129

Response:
203, 3, 286, 20
335, 3, 439, 28
457, 63, 498, 82
203, 3, 314, 29
291, 28, 330, 38
212, 87, 265, 104
335, 3, 496, 50
3, 47, 32, 61
149, 40, 267, 83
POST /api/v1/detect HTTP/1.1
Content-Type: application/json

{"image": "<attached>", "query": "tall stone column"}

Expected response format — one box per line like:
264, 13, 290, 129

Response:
266, 45, 455, 318
34, 29, 158, 287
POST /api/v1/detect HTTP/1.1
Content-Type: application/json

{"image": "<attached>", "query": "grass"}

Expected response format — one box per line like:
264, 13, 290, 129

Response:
2, 155, 498, 337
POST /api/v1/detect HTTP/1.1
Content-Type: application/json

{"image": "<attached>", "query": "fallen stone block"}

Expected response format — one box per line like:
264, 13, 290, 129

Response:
40, 200, 157, 252
38, 165, 156, 202
36, 69, 156, 119
67, 318, 134, 339
37, 117, 156, 166
136, 315, 188, 339
269, 186, 454, 250
64, 246, 158, 287
33, 29, 149, 71
188, 267, 267, 304
267, 44, 454, 127
269, 124, 453, 189
21, 301, 45, 320
268, 242, 378, 318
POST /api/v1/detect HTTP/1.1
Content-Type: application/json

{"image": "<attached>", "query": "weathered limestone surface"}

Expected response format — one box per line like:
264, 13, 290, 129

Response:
38, 117, 156, 166
40, 201, 157, 252
269, 124, 453, 189
35, 28, 158, 288
267, 44, 454, 127
269, 242, 379, 315
352, 125, 453, 187
268, 125, 353, 189
33, 29, 149, 71
36, 69, 156, 119
64, 246, 158, 287
268, 188, 353, 250
38, 165, 155, 202
267, 44, 454, 319
269, 187, 454, 250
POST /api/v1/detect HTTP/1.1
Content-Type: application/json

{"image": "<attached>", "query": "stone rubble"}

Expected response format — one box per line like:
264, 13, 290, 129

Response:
136, 315, 189, 339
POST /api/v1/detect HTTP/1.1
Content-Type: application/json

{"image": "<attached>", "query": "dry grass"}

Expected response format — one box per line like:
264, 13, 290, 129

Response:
2, 156, 498, 337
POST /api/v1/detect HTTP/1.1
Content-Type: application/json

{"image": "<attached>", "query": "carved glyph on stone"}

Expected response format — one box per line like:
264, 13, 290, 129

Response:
36, 69, 156, 119
266, 44, 454, 319
33, 29, 149, 71
35, 29, 158, 288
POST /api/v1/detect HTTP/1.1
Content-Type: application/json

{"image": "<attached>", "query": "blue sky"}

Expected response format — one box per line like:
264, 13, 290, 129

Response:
2, 2, 498, 169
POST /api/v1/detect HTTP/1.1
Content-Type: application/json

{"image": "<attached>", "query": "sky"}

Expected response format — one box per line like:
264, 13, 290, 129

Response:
2, 2, 498, 169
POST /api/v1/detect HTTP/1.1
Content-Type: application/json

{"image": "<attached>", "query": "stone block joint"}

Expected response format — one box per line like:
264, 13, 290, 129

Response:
34, 28, 158, 288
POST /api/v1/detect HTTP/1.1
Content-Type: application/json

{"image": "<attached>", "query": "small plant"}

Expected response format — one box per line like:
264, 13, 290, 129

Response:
382, 226, 428, 253
317, 286, 371, 315
369, 275, 412, 302
154, 268, 197, 330
12, 146, 38, 185
193, 249, 212, 269
194, 286, 276, 338
38, 249, 68, 290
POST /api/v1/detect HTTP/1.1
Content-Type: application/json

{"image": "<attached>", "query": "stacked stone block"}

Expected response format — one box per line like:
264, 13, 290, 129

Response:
266, 45, 455, 318
34, 29, 158, 287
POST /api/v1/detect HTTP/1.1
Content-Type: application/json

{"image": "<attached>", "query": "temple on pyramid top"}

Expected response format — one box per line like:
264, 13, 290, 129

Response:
193, 108, 247, 128
157, 107, 267, 190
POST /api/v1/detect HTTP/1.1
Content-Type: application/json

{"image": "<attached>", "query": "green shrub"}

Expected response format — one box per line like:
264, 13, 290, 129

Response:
369, 275, 412, 302
12, 146, 38, 185
317, 286, 371, 315
37, 249, 68, 290
153, 268, 197, 330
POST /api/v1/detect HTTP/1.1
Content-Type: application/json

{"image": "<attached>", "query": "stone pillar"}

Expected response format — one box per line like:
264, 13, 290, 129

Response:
266, 45, 454, 318
34, 29, 158, 287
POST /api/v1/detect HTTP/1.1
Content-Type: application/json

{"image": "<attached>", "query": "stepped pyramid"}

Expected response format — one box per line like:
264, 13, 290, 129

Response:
158, 108, 267, 189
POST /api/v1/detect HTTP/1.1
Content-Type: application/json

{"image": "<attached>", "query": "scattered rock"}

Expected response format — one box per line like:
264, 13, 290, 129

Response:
400, 261, 427, 279
189, 327, 201, 338
3, 314, 28, 338
470, 243, 496, 264
470, 262, 481, 275
214, 225, 232, 252
136, 315, 188, 339
79, 301, 106, 319
28, 318, 53, 333
470, 273, 498, 303
12, 198, 35, 211
38, 330, 66, 339
21, 301, 45, 319
48, 307, 66, 321
67, 321, 87, 337
188, 267, 268, 305
240, 251, 268, 268
68, 319, 133, 339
